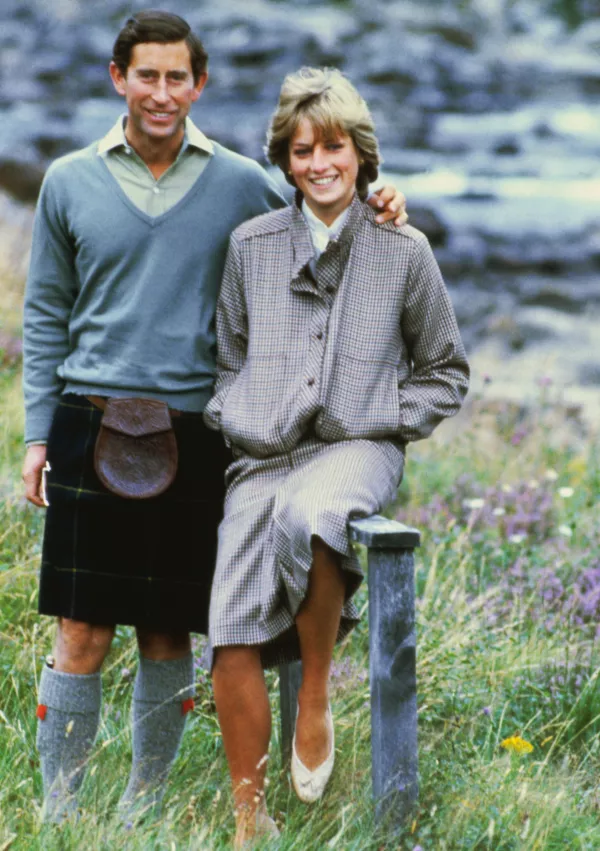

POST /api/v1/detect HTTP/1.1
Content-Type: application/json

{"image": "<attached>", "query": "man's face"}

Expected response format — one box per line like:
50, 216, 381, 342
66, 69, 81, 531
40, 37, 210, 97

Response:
109, 40, 207, 149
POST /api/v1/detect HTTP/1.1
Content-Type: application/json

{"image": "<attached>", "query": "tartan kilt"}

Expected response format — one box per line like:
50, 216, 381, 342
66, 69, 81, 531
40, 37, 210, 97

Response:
39, 394, 230, 633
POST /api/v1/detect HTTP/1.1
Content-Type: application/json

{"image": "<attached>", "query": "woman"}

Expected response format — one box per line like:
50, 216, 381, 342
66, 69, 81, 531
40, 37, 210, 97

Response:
204, 67, 469, 846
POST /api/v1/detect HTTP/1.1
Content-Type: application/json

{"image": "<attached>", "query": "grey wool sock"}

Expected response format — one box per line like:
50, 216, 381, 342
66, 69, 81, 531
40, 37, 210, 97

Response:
36, 666, 102, 822
119, 653, 195, 818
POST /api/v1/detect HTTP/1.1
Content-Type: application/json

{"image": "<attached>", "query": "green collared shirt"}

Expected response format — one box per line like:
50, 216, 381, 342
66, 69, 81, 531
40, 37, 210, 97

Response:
97, 115, 213, 217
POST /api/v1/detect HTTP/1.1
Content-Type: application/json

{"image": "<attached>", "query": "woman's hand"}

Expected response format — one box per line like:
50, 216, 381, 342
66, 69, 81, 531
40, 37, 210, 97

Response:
368, 185, 408, 227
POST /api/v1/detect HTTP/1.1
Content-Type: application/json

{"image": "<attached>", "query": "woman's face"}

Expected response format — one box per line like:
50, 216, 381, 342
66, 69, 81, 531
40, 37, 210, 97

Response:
288, 117, 359, 226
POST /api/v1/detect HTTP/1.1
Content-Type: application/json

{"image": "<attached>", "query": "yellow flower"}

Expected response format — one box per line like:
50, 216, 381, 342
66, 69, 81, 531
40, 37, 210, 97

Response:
501, 735, 534, 755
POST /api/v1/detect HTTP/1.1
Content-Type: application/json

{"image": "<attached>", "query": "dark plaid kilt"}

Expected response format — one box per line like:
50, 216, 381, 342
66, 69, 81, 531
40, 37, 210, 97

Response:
39, 394, 230, 633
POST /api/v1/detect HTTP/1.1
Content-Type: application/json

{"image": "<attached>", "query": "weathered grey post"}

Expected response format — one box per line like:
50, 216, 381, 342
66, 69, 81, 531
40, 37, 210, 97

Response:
279, 656, 302, 765
279, 514, 420, 828
349, 515, 420, 825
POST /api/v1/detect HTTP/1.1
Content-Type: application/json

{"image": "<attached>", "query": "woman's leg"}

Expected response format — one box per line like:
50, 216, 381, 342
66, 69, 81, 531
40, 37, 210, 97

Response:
212, 646, 272, 847
294, 536, 346, 768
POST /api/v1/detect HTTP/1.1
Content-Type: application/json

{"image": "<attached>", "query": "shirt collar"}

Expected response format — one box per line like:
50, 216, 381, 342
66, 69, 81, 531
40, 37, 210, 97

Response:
97, 115, 129, 155
97, 115, 214, 157
184, 118, 214, 154
301, 199, 350, 256
290, 192, 366, 286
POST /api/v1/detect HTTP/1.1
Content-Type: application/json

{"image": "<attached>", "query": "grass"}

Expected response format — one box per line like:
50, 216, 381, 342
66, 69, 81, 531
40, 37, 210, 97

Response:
1, 215, 599, 847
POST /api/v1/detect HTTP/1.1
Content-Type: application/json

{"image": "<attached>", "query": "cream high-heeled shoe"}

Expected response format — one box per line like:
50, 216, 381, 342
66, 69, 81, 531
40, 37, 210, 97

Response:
291, 706, 335, 803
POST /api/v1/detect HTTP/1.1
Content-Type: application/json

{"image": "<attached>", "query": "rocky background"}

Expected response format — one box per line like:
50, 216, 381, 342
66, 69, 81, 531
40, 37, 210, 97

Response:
1, 0, 599, 415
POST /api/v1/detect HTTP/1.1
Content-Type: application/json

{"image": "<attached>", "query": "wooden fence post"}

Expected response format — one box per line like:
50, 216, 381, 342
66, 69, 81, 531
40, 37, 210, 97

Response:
279, 658, 302, 766
349, 516, 420, 827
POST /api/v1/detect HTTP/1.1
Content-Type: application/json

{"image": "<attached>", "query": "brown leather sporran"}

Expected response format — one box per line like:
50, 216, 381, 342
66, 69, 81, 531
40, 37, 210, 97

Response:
93, 398, 178, 499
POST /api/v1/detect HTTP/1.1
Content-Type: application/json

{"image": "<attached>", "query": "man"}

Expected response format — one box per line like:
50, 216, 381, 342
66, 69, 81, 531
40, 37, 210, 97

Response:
22, 10, 408, 822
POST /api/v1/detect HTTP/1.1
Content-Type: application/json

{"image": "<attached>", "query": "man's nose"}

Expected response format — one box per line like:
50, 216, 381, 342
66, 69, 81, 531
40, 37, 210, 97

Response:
152, 78, 170, 103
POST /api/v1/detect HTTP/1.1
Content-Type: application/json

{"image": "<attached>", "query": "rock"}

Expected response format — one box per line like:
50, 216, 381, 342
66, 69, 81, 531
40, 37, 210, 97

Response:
72, 98, 123, 147
495, 138, 520, 156
399, 1, 482, 50
579, 362, 600, 386
450, 287, 501, 348
32, 51, 73, 85
436, 231, 488, 275
519, 276, 600, 313
511, 306, 573, 347
433, 24, 478, 51
486, 236, 594, 275
406, 206, 448, 247
568, 18, 600, 52
0, 158, 45, 202
0, 78, 46, 106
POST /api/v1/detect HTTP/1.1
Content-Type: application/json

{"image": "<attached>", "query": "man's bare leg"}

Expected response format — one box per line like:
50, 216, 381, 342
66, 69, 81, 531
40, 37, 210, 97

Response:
53, 617, 116, 673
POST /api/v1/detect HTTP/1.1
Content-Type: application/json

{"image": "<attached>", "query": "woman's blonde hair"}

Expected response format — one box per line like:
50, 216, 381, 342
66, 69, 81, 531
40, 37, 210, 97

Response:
266, 67, 380, 199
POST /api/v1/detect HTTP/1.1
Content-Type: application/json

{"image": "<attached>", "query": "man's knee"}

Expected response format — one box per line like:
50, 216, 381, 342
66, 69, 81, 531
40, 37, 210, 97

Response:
54, 618, 115, 673
136, 629, 190, 661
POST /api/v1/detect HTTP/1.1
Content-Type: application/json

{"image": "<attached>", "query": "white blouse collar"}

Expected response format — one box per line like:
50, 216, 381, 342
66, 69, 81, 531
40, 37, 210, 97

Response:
301, 198, 352, 257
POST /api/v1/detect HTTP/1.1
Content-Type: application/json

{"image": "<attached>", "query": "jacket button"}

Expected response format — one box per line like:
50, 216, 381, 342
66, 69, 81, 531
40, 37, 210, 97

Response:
307, 377, 315, 386
316, 332, 323, 340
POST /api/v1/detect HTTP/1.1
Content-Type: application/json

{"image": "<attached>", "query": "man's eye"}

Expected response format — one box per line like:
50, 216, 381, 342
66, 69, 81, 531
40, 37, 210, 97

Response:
293, 149, 310, 156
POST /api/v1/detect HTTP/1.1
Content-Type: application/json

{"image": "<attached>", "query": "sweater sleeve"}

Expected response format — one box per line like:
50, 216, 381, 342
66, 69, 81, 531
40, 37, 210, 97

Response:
203, 232, 248, 434
23, 168, 78, 443
242, 162, 288, 218
396, 234, 470, 443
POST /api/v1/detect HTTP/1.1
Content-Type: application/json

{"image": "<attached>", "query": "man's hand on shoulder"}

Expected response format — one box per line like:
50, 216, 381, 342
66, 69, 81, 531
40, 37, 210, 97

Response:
368, 185, 408, 228
22, 444, 48, 507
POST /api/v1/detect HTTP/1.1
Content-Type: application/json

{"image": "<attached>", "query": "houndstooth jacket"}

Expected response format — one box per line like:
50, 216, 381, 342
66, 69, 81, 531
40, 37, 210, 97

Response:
204, 193, 469, 458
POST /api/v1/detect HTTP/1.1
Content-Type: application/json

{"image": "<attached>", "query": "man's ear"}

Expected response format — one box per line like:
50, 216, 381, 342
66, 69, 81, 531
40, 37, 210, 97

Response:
191, 71, 209, 103
109, 61, 127, 97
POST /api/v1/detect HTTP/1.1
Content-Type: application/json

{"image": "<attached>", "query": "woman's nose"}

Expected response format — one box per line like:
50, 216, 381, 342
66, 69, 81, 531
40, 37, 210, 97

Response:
311, 146, 329, 171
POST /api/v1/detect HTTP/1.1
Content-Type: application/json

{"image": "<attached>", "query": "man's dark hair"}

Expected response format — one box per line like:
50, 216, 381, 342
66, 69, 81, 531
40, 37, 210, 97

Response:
112, 10, 208, 83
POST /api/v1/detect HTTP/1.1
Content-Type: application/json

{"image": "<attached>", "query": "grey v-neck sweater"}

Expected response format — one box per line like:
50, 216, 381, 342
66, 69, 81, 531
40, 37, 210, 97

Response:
23, 140, 285, 442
